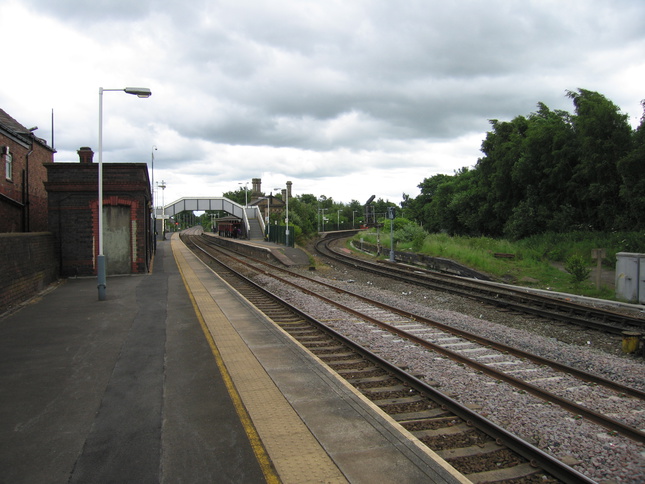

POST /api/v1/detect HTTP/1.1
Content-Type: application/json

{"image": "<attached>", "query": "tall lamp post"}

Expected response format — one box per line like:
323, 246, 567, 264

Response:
321, 208, 328, 232
97, 86, 151, 301
285, 184, 290, 247
158, 180, 167, 239
151, 145, 157, 249
151, 145, 157, 204
273, 188, 280, 243
238, 182, 248, 207
271, 186, 289, 246
268, 191, 273, 241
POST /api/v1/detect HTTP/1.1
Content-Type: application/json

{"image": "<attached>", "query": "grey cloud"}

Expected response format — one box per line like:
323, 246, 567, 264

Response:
153, 0, 628, 152
20, 0, 156, 22
10, 0, 644, 203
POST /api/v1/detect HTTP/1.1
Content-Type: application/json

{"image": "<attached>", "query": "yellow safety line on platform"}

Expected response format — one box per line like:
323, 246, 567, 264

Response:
172, 244, 280, 484
172, 235, 347, 484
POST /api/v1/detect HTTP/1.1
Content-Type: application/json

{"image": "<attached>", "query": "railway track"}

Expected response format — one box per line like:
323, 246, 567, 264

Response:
189, 234, 645, 440
315, 232, 645, 336
180, 232, 639, 483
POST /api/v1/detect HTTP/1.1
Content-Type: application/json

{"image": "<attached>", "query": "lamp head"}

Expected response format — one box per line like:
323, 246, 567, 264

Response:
124, 87, 152, 98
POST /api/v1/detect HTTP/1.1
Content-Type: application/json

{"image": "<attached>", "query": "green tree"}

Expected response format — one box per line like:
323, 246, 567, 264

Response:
446, 168, 486, 235
566, 89, 632, 230
222, 187, 247, 205
411, 173, 453, 230
617, 101, 645, 228
405, 89, 641, 238
504, 103, 578, 238
476, 116, 529, 236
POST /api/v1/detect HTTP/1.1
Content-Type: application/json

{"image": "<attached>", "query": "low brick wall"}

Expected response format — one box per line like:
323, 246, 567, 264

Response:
353, 240, 491, 280
0, 232, 59, 313
203, 235, 277, 263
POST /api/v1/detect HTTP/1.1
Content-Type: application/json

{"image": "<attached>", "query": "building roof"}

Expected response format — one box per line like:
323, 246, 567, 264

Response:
249, 196, 285, 209
0, 109, 30, 133
0, 108, 55, 151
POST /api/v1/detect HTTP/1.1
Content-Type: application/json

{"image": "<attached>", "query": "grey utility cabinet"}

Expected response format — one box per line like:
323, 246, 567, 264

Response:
615, 252, 645, 304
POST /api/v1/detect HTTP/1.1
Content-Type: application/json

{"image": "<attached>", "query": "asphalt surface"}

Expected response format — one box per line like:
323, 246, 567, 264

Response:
0, 240, 266, 483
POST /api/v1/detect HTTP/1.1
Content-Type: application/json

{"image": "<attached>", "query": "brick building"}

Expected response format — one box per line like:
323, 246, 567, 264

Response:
45, 147, 153, 277
0, 109, 55, 233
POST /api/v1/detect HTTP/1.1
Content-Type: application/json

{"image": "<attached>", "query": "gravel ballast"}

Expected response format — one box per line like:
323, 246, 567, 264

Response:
251, 255, 645, 484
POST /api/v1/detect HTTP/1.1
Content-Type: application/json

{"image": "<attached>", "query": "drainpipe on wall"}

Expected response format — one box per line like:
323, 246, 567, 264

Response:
23, 146, 33, 232
20, 127, 38, 232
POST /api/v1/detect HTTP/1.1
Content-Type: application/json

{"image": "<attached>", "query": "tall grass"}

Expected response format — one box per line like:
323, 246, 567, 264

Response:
351, 230, 645, 299
514, 231, 645, 266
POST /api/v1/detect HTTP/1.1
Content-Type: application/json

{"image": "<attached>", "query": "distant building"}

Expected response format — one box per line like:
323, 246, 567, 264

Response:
248, 177, 288, 213
0, 109, 55, 232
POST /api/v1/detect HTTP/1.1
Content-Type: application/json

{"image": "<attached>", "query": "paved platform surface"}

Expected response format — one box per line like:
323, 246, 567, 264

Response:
0, 238, 265, 483
0, 233, 468, 484
203, 231, 312, 266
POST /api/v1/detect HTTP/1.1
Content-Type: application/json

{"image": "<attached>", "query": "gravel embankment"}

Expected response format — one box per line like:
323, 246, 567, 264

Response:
255, 257, 645, 484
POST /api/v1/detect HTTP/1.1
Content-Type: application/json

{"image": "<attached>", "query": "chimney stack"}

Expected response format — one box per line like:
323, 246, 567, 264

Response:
78, 147, 94, 164
250, 177, 263, 203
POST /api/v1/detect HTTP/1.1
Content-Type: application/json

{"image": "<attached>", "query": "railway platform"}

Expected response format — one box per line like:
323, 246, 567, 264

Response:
0, 233, 467, 484
202, 231, 312, 266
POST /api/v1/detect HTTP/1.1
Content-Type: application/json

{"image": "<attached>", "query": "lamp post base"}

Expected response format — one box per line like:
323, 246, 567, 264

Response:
97, 254, 107, 301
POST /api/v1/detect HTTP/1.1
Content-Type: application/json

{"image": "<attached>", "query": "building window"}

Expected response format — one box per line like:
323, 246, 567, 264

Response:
4, 148, 12, 181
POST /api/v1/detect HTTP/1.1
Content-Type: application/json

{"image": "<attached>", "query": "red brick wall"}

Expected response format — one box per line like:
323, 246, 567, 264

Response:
0, 232, 58, 313
26, 144, 51, 232
0, 199, 22, 232
0, 134, 53, 233
45, 162, 152, 277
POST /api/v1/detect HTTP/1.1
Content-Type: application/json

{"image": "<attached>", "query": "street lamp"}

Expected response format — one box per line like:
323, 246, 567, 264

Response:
285, 184, 290, 247
158, 180, 167, 239
151, 145, 157, 202
353, 210, 358, 229
238, 182, 248, 207
321, 208, 328, 232
151, 145, 157, 249
267, 192, 272, 241
97, 86, 151, 301
270, 186, 290, 246
337, 209, 341, 230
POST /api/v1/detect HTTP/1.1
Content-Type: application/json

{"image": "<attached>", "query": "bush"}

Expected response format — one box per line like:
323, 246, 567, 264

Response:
394, 222, 427, 245
564, 254, 591, 284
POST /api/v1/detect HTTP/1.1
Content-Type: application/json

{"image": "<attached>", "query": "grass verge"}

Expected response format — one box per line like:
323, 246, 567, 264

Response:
350, 230, 645, 301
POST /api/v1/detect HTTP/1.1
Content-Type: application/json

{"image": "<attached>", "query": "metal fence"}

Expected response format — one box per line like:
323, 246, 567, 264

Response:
265, 224, 294, 247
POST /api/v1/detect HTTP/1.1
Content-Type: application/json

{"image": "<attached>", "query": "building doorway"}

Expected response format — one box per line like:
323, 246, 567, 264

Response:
104, 205, 131, 275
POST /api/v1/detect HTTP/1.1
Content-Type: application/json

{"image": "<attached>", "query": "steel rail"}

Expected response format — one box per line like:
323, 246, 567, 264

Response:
201, 234, 645, 401
193, 234, 645, 444
316, 235, 645, 334
252, 264, 645, 445
183, 234, 596, 484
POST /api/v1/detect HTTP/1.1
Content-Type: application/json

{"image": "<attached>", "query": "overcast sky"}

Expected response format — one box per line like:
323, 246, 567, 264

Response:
1, 0, 643, 207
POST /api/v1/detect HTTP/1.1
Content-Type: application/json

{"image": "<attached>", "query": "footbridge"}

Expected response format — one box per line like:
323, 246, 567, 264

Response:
162, 197, 245, 218
158, 197, 265, 239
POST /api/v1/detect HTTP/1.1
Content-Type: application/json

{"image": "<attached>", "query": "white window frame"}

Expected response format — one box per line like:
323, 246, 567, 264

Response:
4, 149, 12, 181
